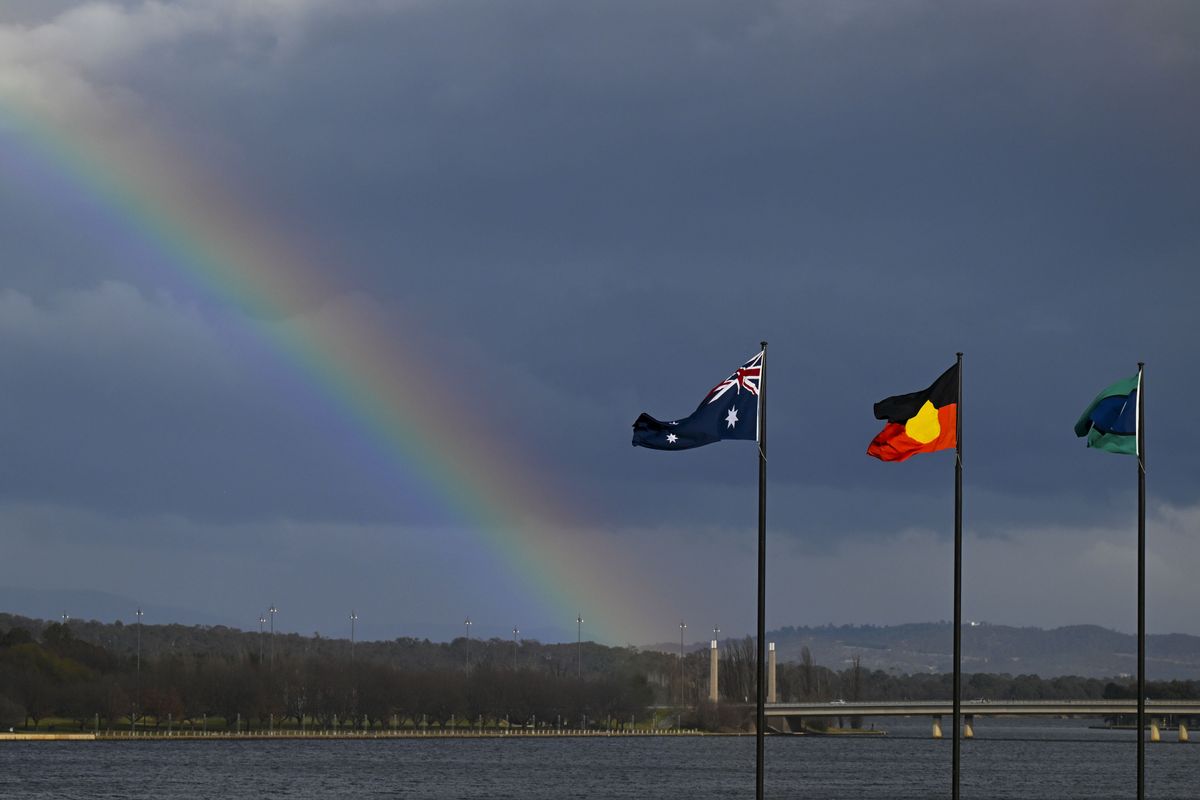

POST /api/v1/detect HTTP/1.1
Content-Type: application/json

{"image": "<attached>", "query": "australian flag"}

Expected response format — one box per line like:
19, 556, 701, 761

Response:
632, 351, 763, 450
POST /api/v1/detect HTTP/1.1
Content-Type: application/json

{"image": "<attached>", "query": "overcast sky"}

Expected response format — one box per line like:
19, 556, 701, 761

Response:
1, 1, 1197, 645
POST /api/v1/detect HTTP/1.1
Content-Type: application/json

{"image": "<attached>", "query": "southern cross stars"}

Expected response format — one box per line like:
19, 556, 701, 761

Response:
725, 406, 739, 429
666, 433, 679, 444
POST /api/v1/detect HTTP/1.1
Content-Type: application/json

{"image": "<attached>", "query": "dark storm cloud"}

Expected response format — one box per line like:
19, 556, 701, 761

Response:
0, 285, 445, 524
7, 1, 1200, 529
2, 1, 1198, 637
235, 0, 1195, 535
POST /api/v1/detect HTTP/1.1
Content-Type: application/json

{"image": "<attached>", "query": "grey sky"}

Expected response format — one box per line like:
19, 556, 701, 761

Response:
0, 1, 1197, 644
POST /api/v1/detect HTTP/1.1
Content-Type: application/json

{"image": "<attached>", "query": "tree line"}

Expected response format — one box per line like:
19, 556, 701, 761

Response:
0, 617, 664, 731
0, 617, 1183, 733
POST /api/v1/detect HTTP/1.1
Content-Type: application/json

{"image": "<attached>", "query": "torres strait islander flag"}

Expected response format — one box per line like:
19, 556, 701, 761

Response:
1074, 372, 1140, 456
867, 363, 959, 462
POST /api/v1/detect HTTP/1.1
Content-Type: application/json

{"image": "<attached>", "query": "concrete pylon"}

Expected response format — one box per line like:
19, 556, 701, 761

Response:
1180, 722, 1189, 743
964, 715, 974, 739
768, 642, 777, 703
932, 717, 943, 739
1150, 719, 1161, 742
709, 641, 719, 703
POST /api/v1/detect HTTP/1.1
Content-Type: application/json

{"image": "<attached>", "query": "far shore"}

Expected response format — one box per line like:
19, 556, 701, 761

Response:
0, 728, 739, 742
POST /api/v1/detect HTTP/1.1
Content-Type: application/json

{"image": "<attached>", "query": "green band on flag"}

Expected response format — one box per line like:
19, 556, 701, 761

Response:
1084, 427, 1138, 455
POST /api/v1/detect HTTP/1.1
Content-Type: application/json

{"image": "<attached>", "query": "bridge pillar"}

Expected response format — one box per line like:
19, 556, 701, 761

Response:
1150, 719, 1160, 743
768, 643, 777, 704
963, 715, 974, 739
931, 717, 943, 739
709, 641, 718, 703
768, 642, 777, 705
780, 715, 803, 734
1180, 722, 1189, 743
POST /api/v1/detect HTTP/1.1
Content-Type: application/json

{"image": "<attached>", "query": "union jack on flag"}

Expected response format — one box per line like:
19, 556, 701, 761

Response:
632, 349, 764, 451
706, 351, 763, 404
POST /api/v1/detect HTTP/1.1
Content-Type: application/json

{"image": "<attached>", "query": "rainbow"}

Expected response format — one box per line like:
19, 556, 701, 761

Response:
0, 100, 667, 644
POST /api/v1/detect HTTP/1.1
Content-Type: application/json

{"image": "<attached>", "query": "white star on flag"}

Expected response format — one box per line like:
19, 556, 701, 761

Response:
725, 406, 739, 429
666, 433, 678, 444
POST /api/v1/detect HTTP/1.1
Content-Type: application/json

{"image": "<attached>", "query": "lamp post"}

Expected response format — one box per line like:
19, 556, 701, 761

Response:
678, 621, 687, 728
258, 614, 267, 662
61, 612, 69, 627
512, 627, 520, 671
268, 605, 277, 668
576, 614, 584, 679
464, 618, 473, 671
348, 609, 359, 730
134, 608, 143, 734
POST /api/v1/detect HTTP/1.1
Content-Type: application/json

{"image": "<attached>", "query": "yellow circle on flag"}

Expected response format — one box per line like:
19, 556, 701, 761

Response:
905, 400, 941, 444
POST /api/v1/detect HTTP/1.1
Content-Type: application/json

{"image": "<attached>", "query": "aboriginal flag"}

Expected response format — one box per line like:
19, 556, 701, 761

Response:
867, 363, 959, 462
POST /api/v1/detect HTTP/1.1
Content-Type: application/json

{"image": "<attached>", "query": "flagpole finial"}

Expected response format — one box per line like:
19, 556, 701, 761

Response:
957, 351, 963, 358
760, 340, 767, 349
1138, 361, 1144, 370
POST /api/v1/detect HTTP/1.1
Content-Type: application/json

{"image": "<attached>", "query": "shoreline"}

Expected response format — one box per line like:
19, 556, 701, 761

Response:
1, 728, 741, 742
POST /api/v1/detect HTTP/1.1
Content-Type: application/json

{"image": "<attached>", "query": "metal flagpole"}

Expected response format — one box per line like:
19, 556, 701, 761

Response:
756, 340, 768, 800
953, 352, 963, 800
1137, 362, 1145, 800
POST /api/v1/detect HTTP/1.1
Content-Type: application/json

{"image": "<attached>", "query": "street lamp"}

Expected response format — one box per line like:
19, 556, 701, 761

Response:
464, 618, 473, 671
134, 608, 143, 734
61, 612, 69, 627
268, 605, 278, 668
512, 627, 520, 671
678, 620, 687, 727
348, 609, 360, 730
258, 614, 267, 662
576, 614, 584, 679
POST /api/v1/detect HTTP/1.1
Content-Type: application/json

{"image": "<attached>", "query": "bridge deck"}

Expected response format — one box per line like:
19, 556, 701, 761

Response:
766, 700, 1200, 717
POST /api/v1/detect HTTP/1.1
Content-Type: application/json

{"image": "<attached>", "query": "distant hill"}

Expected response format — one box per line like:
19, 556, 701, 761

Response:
650, 623, 1200, 680
5, 596, 1198, 680
0, 586, 230, 629
0, 588, 570, 644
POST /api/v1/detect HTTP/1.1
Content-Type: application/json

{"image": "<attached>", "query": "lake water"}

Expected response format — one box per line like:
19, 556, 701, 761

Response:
1, 719, 1197, 798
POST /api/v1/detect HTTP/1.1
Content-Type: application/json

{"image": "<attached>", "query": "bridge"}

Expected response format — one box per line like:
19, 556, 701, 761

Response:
768, 700, 1200, 717
698, 644, 1199, 738
765, 700, 1200, 739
